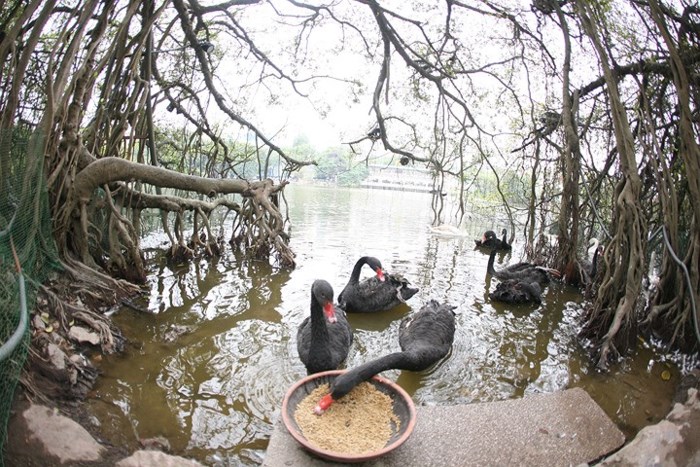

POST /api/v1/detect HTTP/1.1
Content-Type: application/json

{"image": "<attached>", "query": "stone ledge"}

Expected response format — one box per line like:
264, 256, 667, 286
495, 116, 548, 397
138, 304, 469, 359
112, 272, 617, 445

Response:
264, 387, 625, 467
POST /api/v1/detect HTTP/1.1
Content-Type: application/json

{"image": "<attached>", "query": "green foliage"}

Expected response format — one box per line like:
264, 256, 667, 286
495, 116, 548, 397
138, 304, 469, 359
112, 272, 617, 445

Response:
315, 150, 346, 181
153, 124, 287, 180
460, 163, 530, 208
287, 135, 317, 162
338, 164, 369, 187
313, 147, 368, 186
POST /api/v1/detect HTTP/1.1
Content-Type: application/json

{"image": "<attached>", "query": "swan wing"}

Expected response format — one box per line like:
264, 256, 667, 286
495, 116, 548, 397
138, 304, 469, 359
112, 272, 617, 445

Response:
341, 276, 417, 312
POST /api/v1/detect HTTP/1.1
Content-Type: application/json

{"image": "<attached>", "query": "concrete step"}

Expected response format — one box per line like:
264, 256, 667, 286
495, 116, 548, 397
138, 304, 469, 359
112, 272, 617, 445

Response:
263, 387, 625, 467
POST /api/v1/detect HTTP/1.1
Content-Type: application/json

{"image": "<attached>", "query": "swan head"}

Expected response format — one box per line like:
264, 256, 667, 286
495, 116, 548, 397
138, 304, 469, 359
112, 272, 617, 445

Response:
376, 268, 385, 282
313, 393, 334, 415
323, 302, 337, 323
482, 231, 495, 242
587, 237, 600, 253
365, 256, 386, 282
312, 279, 337, 322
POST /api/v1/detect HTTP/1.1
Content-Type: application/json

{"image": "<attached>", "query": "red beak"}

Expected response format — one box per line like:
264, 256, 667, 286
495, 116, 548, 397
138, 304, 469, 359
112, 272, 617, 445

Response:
323, 302, 337, 323
314, 394, 334, 415
376, 268, 386, 282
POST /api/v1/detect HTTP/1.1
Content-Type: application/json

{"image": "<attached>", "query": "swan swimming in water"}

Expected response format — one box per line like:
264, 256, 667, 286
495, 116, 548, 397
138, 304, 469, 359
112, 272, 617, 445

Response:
429, 224, 469, 237
338, 256, 418, 313
475, 229, 511, 250
489, 279, 543, 304
297, 280, 353, 375
487, 248, 560, 285
313, 299, 456, 414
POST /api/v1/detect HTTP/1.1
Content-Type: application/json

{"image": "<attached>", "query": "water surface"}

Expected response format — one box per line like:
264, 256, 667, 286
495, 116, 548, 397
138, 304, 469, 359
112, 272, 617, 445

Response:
87, 185, 681, 465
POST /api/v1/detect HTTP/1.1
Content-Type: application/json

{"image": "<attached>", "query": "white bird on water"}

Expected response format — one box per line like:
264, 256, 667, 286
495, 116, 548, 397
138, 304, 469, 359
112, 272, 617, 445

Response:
428, 224, 469, 237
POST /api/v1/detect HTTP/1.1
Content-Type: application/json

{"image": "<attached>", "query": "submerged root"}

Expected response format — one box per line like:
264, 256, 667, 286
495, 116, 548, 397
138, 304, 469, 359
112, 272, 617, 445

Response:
167, 243, 195, 263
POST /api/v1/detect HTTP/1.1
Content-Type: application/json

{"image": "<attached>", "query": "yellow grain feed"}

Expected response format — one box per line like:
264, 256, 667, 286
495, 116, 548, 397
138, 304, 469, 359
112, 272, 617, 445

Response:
294, 382, 401, 455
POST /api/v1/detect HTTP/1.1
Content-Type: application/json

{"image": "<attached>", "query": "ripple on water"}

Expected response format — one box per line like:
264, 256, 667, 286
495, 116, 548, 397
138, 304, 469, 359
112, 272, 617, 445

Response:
88, 186, 686, 464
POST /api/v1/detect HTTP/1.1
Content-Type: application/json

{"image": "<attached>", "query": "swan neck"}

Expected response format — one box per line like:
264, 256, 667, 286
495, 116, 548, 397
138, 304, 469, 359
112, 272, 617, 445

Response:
487, 249, 497, 275
348, 257, 369, 284
331, 352, 406, 399
310, 296, 329, 343
591, 247, 599, 276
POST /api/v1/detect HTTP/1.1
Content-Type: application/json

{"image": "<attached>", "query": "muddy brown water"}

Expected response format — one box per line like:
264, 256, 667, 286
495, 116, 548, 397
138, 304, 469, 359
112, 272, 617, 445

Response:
86, 185, 686, 465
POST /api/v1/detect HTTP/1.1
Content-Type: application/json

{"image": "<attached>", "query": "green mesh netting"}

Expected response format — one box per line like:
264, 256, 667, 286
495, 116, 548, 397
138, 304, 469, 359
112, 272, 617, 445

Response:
0, 129, 62, 466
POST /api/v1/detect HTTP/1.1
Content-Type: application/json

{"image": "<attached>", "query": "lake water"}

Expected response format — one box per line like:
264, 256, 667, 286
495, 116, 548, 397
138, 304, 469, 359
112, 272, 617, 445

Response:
87, 185, 683, 465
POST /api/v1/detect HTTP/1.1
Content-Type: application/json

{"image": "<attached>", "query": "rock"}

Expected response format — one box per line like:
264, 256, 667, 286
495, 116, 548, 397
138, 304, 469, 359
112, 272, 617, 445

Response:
116, 450, 206, 467
69, 325, 101, 345
33, 313, 46, 331
21, 403, 104, 464
46, 343, 67, 370
673, 370, 700, 404
69, 353, 88, 365
596, 388, 700, 466
139, 435, 171, 451
265, 387, 625, 466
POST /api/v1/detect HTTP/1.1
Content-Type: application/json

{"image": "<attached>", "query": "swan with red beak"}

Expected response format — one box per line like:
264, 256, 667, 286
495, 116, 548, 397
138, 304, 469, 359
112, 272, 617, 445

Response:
338, 256, 418, 313
313, 299, 456, 414
296, 280, 353, 375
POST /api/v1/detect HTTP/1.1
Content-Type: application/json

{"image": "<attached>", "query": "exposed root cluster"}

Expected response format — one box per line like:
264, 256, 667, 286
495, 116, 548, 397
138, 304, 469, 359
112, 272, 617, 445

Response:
229, 179, 295, 268
21, 262, 138, 403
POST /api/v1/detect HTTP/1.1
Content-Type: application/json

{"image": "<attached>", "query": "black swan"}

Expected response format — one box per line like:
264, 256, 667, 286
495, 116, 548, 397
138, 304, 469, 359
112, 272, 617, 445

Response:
475, 229, 511, 250
474, 230, 497, 248
486, 248, 559, 285
313, 299, 456, 414
489, 279, 542, 304
297, 279, 353, 375
338, 256, 419, 313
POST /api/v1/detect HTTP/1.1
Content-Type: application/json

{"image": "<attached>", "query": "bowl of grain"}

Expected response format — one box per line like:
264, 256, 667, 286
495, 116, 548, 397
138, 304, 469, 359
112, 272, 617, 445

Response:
281, 369, 417, 463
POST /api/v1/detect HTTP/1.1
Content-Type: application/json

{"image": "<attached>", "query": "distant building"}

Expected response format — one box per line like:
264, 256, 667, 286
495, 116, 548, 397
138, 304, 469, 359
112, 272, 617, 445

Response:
361, 164, 434, 193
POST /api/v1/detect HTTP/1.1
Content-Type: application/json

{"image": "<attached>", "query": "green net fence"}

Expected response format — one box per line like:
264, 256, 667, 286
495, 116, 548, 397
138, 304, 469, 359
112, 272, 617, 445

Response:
0, 129, 62, 466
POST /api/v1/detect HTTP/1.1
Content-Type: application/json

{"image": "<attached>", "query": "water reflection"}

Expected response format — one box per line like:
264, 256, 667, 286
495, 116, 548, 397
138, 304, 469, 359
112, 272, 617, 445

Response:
88, 185, 681, 464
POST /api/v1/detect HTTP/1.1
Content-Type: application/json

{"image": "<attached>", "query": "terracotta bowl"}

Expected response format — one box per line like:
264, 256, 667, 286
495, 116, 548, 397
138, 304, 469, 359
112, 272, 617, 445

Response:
281, 369, 417, 463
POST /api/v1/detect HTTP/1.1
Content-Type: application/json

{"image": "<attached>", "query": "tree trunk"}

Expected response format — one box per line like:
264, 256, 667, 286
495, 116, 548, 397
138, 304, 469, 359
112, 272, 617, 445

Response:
553, 5, 582, 285
577, 1, 647, 368
644, 0, 700, 352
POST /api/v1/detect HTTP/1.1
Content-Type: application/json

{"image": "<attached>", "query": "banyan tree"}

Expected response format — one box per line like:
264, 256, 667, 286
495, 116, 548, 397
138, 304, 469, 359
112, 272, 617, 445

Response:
508, 0, 699, 366
0, 0, 698, 403
2, 1, 308, 288
1, 0, 314, 396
